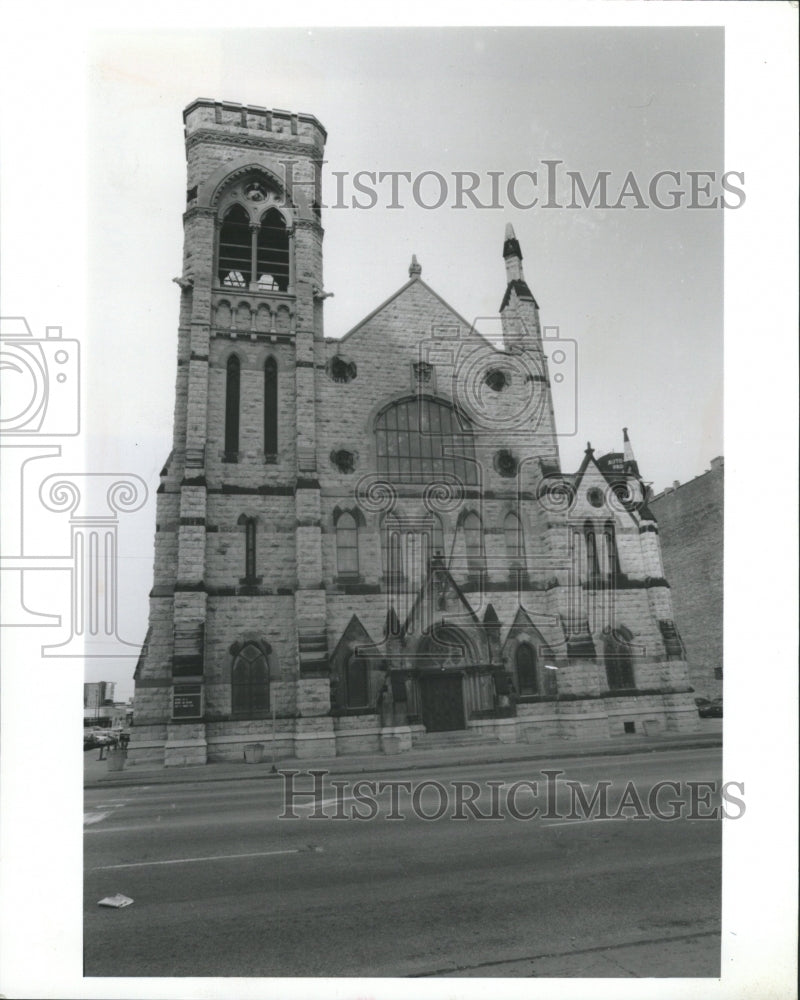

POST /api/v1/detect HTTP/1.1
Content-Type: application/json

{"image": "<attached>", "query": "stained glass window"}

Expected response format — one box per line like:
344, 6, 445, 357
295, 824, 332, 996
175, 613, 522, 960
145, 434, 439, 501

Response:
375, 398, 477, 484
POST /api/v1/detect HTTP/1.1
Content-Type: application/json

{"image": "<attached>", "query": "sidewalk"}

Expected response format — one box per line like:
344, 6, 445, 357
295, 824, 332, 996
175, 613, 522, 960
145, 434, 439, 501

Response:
85, 719, 722, 789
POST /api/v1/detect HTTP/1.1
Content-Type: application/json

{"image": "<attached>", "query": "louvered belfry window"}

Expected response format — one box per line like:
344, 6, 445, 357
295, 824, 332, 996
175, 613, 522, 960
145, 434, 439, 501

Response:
218, 204, 289, 291
218, 205, 252, 287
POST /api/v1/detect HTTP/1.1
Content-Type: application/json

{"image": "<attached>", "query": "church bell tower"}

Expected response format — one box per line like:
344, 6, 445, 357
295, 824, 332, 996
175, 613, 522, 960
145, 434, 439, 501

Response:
132, 100, 331, 765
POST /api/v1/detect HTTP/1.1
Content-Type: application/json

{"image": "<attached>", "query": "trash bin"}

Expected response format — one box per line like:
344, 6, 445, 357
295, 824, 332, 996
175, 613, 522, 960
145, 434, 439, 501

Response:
243, 743, 265, 764
106, 747, 127, 772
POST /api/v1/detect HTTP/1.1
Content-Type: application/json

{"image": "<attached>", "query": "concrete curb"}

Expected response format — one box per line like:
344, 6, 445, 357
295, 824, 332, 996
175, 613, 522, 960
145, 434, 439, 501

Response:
85, 733, 722, 790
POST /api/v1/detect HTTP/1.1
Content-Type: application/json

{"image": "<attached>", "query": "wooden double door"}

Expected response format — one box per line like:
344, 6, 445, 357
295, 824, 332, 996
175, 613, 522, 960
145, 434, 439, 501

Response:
418, 672, 466, 732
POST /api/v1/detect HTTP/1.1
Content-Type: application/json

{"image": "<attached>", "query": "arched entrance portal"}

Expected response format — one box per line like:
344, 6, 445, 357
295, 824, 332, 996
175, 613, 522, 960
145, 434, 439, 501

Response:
415, 626, 476, 733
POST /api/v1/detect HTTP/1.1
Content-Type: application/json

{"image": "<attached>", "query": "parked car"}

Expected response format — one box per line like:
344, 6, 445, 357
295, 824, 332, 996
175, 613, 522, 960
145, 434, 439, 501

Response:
84, 729, 118, 750
695, 696, 723, 718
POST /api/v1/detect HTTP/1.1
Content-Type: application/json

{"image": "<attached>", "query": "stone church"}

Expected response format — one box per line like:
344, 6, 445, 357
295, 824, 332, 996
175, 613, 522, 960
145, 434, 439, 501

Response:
130, 98, 698, 765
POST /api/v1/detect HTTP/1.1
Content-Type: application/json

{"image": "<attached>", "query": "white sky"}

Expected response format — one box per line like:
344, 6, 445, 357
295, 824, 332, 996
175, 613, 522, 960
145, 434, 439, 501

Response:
0, 6, 797, 1000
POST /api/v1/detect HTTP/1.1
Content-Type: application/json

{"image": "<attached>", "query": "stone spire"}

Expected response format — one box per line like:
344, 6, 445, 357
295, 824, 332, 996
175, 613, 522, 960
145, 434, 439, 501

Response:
502, 223, 524, 283
408, 254, 421, 279
499, 223, 538, 314
623, 427, 640, 477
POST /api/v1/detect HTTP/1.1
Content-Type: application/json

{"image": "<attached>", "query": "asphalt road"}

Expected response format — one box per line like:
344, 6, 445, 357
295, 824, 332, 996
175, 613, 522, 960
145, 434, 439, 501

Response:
85, 747, 723, 978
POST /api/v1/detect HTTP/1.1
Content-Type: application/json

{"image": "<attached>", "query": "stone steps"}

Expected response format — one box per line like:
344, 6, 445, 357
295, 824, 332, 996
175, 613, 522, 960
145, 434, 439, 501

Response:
412, 729, 501, 750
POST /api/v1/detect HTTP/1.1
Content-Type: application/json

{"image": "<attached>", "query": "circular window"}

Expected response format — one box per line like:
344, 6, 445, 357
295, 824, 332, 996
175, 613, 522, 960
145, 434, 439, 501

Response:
494, 449, 518, 478
587, 487, 604, 508
484, 369, 508, 392
329, 357, 357, 384
330, 449, 356, 474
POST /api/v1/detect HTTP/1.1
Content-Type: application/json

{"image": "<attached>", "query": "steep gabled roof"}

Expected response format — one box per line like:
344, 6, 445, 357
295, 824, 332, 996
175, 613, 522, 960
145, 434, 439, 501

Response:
402, 558, 481, 639
336, 276, 497, 352
570, 446, 649, 524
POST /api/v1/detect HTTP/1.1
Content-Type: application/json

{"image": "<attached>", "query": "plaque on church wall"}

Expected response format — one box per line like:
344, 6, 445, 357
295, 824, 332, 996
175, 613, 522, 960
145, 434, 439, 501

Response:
172, 684, 203, 719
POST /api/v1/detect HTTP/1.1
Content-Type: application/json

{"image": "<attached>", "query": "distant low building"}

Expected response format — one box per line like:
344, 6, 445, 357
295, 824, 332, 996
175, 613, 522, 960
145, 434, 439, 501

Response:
83, 681, 129, 728
649, 458, 723, 699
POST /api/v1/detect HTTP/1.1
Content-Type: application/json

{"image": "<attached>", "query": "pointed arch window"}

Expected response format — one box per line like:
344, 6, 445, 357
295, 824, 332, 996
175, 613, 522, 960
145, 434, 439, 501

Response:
604, 626, 636, 690
515, 642, 539, 696
584, 521, 602, 585
218, 202, 290, 292
224, 355, 241, 459
219, 204, 252, 287
602, 520, 619, 579
257, 208, 290, 292
463, 512, 484, 574
431, 514, 445, 564
264, 356, 278, 458
231, 643, 270, 716
243, 517, 257, 581
344, 654, 370, 709
336, 512, 360, 578
381, 513, 403, 585
237, 514, 260, 584
504, 512, 525, 567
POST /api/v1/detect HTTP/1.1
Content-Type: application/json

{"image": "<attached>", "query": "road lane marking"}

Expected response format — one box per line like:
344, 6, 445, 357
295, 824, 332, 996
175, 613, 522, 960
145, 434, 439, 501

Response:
93, 845, 322, 870
84, 801, 129, 826
84, 812, 111, 825
293, 795, 360, 811
543, 817, 630, 828
409, 929, 722, 978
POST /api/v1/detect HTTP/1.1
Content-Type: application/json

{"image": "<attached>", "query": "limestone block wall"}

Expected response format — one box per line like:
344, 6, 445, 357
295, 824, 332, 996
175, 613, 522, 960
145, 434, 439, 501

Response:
206, 717, 297, 762
205, 494, 296, 589
649, 462, 723, 698
206, 339, 298, 482
203, 595, 296, 695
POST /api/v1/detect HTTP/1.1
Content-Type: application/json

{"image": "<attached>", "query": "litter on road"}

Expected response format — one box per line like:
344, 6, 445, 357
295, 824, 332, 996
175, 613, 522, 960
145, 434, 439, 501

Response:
97, 894, 134, 908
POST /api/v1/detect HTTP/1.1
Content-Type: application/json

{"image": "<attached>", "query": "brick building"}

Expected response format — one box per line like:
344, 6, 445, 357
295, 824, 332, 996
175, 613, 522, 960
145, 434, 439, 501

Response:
130, 99, 699, 765
649, 458, 724, 699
